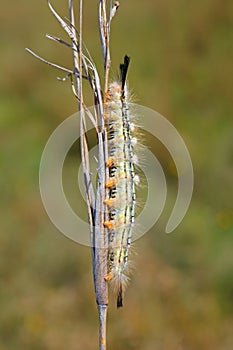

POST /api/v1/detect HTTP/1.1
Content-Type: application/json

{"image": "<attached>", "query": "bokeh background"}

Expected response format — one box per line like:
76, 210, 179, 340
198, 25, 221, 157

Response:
1, 0, 233, 349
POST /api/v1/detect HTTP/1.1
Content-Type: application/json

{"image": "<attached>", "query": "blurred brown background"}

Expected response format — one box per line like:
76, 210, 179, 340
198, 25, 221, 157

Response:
1, 0, 233, 349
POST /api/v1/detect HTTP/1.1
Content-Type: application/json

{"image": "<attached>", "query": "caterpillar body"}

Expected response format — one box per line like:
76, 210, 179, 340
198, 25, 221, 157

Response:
104, 56, 138, 308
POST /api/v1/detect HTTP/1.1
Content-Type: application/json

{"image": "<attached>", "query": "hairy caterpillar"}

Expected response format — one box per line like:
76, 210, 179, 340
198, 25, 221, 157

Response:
103, 56, 138, 308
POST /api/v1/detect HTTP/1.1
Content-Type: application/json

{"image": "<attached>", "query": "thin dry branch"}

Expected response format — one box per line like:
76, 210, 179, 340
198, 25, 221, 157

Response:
27, 2, 121, 349
25, 48, 74, 75
99, 1, 119, 94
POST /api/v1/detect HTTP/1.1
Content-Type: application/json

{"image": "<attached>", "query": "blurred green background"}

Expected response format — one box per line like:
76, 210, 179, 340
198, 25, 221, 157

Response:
1, 0, 233, 349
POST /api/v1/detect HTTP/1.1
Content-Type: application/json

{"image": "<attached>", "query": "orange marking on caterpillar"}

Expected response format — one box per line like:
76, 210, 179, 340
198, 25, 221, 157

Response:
103, 221, 114, 229
104, 272, 114, 282
104, 92, 111, 102
104, 198, 114, 207
106, 158, 115, 167
105, 179, 116, 188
